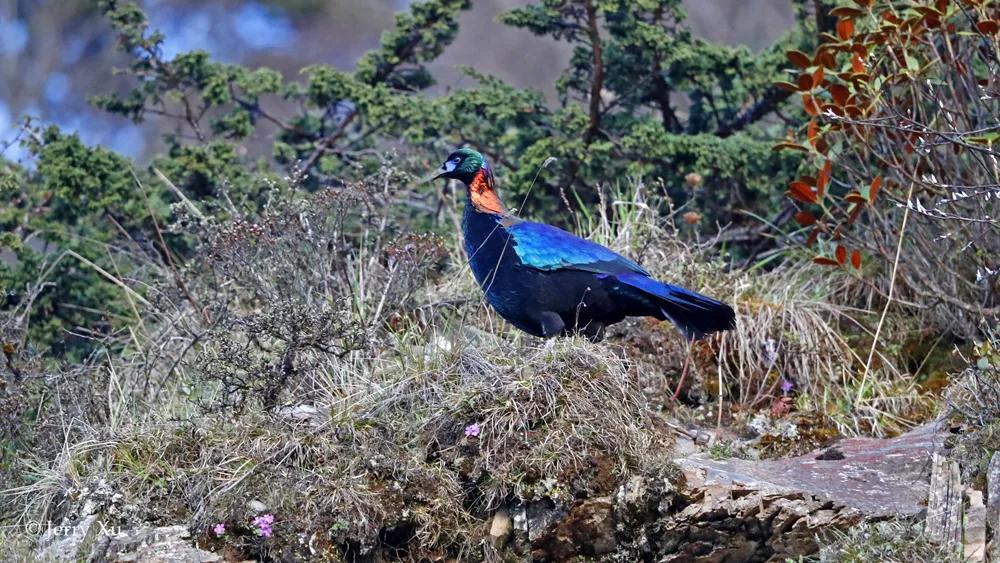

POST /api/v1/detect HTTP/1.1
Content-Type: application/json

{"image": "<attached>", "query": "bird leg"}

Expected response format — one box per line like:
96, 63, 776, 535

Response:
582, 320, 605, 342
670, 345, 693, 402
537, 311, 566, 338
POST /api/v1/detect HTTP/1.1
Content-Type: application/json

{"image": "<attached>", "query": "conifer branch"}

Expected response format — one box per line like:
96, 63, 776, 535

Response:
584, 0, 604, 143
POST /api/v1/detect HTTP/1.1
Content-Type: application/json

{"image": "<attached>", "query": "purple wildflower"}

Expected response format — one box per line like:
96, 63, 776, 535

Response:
780, 378, 794, 395
253, 513, 274, 538
213, 523, 225, 536
464, 423, 481, 438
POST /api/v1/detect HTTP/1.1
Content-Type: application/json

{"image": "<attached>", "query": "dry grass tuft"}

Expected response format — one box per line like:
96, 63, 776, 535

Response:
943, 330, 1000, 491
815, 519, 963, 563
580, 181, 929, 436
2, 336, 655, 560
406, 337, 658, 509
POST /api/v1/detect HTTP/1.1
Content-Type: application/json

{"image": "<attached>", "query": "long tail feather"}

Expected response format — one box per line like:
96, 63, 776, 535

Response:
617, 272, 736, 340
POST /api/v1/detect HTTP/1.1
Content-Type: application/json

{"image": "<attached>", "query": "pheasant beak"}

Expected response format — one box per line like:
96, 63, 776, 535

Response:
420, 159, 457, 184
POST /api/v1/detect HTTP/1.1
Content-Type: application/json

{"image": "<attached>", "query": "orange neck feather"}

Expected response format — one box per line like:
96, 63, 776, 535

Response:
469, 169, 508, 215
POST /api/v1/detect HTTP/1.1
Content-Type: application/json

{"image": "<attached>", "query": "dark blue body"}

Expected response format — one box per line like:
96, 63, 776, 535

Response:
462, 201, 736, 340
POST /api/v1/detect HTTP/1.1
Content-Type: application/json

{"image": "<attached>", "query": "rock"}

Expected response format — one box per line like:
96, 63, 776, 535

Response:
660, 486, 858, 562
530, 497, 615, 560
676, 422, 945, 518
274, 403, 322, 424
488, 509, 512, 548
965, 488, 987, 562
523, 498, 566, 543
662, 422, 948, 560
35, 514, 98, 562
36, 521, 222, 563
988, 452, 1000, 561
647, 425, 946, 561
35, 480, 117, 561
96, 525, 221, 563
926, 452, 962, 550
617, 475, 647, 509
502, 425, 949, 560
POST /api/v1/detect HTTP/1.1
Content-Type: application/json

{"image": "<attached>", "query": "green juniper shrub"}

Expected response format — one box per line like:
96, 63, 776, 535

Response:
93, 0, 823, 223
0, 128, 170, 359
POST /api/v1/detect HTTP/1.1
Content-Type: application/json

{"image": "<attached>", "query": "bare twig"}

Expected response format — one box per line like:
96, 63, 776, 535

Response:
856, 182, 914, 406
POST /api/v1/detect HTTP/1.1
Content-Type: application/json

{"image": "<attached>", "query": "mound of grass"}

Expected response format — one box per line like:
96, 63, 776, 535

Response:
6, 337, 658, 560
944, 331, 1000, 492
815, 520, 963, 563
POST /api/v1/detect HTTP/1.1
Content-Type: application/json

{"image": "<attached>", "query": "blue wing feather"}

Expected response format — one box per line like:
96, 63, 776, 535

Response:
615, 272, 723, 313
507, 221, 649, 275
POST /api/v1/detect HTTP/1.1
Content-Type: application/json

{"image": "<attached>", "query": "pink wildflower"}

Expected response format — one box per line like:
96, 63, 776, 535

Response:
464, 423, 481, 438
213, 523, 225, 536
253, 513, 274, 538
780, 378, 794, 395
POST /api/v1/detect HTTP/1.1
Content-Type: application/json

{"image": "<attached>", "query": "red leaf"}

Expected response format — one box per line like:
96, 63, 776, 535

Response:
817, 160, 831, 198
772, 141, 809, 152
976, 20, 999, 35
837, 18, 855, 40
807, 119, 818, 146
850, 249, 862, 269
787, 50, 812, 69
814, 137, 829, 156
830, 7, 863, 17
870, 175, 882, 203
775, 81, 799, 92
813, 256, 840, 266
802, 93, 819, 116
851, 54, 865, 73
812, 66, 825, 87
806, 229, 820, 248
828, 84, 850, 107
847, 203, 863, 224
836, 245, 847, 265
794, 211, 817, 226
797, 73, 814, 91
817, 50, 837, 69
788, 181, 817, 204
844, 191, 867, 204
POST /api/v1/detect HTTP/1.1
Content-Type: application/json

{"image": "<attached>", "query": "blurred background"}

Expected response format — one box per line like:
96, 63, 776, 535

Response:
0, 0, 794, 162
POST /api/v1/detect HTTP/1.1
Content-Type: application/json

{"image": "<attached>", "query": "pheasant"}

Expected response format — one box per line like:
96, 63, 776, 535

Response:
430, 148, 735, 341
